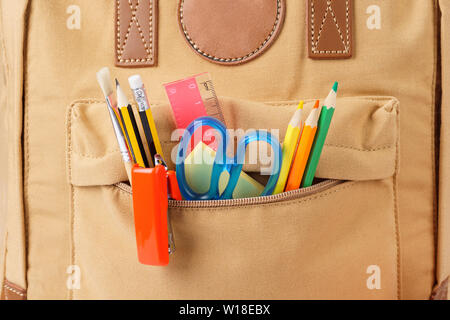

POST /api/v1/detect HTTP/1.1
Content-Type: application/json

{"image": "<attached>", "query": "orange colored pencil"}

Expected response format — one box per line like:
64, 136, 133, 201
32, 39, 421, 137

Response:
285, 100, 320, 191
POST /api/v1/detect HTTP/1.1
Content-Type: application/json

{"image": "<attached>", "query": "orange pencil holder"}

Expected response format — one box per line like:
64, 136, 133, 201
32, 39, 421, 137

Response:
131, 164, 181, 266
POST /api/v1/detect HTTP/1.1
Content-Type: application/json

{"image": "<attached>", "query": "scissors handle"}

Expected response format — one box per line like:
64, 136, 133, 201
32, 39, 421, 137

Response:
221, 130, 281, 199
176, 117, 228, 200
176, 117, 281, 200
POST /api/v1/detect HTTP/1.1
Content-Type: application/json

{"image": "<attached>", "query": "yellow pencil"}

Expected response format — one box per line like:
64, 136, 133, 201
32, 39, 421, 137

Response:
129, 75, 164, 162
116, 79, 149, 168
273, 101, 304, 194
96, 68, 133, 181
285, 100, 320, 191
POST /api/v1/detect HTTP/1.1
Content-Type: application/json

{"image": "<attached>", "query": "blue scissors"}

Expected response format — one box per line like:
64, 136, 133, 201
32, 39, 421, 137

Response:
176, 116, 282, 200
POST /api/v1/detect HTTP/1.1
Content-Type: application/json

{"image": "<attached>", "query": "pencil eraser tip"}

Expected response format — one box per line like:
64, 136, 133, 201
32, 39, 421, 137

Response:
129, 75, 143, 90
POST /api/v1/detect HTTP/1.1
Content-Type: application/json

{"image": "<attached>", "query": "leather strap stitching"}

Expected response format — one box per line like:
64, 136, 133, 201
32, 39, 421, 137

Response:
116, 0, 154, 64
311, 0, 350, 54
3, 284, 25, 297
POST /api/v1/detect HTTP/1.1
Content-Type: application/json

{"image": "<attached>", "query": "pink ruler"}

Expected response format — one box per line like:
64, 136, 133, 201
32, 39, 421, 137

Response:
164, 75, 208, 129
164, 73, 225, 150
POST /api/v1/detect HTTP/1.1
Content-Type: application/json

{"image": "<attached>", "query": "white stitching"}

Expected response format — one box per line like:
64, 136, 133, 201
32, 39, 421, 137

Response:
119, 0, 137, 53
4, 284, 25, 297
311, 0, 350, 54
116, 0, 154, 63
179, 0, 282, 63
329, 1, 347, 48
314, 2, 330, 49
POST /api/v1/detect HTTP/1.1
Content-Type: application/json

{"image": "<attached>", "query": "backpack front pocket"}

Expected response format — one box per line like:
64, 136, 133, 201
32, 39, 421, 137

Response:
65, 96, 400, 299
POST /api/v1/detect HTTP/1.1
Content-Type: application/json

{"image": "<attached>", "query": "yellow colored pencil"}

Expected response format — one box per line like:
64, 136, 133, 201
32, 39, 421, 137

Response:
285, 100, 320, 191
273, 101, 304, 194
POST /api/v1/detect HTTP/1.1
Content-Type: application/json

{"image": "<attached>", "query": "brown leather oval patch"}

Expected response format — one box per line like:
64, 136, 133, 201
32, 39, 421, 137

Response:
178, 0, 285, 65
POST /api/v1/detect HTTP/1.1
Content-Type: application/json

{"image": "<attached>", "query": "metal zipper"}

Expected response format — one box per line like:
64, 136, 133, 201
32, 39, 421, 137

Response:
115, 179, 343, 208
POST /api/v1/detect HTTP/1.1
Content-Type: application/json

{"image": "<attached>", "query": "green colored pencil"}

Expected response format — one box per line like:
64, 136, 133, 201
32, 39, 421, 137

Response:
301, 82, 338, 187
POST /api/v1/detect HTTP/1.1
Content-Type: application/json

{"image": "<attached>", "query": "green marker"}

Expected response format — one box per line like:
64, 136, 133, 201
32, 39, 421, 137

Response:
301, 82, 338, 187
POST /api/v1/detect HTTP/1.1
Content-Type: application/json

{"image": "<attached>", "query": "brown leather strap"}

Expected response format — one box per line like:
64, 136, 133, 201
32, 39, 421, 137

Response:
1, 280, 26, 300
430, 277, 449, 300
115, 0, 158, 67
307, 0, 353, 59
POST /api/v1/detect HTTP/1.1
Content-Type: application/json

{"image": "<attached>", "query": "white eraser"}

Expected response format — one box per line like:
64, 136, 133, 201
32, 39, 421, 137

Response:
128, 74, 144, 90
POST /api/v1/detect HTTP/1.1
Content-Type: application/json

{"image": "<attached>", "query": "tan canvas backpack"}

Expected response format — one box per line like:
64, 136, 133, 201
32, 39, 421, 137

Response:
0, 0, 448, 300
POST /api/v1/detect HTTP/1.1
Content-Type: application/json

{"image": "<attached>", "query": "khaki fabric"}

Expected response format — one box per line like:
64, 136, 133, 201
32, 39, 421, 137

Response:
0, 0, 442, 299
438, 0, 450, 299
76, 183, 399, 299
0, 0, 28, 291
67, 97, 399, 299
68, 97, 399, 186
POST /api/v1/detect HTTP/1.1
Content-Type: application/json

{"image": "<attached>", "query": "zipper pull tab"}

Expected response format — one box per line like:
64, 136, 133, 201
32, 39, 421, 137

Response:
166, 169, 181, 254
167, 211, 176, 254
154, 154, 181, 255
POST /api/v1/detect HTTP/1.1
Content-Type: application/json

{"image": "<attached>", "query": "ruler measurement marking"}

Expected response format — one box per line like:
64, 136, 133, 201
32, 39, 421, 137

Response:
197, 78, 225, 124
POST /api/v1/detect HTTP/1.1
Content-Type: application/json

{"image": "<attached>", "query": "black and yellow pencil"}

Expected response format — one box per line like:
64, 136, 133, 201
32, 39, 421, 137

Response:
128, 75, 164, 162
116, 79, 149, 168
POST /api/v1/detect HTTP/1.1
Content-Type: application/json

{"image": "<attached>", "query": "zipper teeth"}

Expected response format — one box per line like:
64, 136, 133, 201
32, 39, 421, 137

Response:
115, 179, 342, 208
